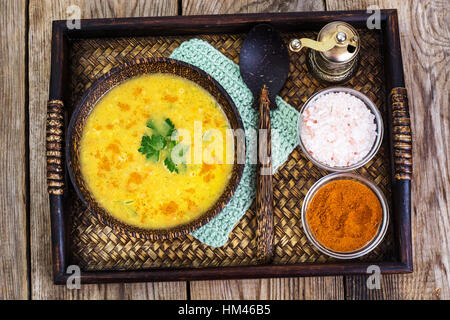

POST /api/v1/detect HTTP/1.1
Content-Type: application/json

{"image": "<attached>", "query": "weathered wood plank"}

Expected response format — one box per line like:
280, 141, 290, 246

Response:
326, 0, 450, 300
186, 0, 345, 300
29, 0, 185, 300
191, 278, 344, 300
0, 0, 28, 300
183, 0, 326, 15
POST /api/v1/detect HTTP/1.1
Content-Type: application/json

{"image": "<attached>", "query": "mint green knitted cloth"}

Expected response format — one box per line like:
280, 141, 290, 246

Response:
170, 39, 299, 247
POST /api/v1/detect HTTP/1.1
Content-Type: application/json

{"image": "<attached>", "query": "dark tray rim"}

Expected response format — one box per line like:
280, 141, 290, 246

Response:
47, 10, 412, 285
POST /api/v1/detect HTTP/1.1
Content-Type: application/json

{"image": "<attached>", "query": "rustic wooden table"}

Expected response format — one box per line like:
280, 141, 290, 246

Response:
1, 0, 448, 300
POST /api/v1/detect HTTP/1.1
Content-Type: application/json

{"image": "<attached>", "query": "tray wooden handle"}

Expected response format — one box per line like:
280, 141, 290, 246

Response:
391, 87, 412, 181
46, 100, 65, 195
256, 85, 274, 263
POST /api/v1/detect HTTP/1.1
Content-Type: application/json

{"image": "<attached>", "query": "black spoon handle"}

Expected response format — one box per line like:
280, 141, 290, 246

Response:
256, 84, 274, 264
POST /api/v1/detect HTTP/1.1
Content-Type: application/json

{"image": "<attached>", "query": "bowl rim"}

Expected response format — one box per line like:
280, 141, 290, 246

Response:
66, 57, 246, 240
297, 87, 384, 172
301, 172, 390, 259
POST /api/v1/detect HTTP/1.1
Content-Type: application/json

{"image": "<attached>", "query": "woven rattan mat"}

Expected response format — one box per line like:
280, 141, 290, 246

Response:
68, 30, 396, 271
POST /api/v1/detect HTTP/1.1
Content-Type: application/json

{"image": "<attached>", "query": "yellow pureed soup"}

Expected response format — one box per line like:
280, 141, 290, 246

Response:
80, 74, 234, 229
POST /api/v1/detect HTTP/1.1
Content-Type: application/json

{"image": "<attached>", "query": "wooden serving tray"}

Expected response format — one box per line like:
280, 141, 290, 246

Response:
46, 10, 412, 284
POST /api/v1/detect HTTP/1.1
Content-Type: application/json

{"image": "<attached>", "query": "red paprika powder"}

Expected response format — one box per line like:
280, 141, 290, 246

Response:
306, 180, 382, 252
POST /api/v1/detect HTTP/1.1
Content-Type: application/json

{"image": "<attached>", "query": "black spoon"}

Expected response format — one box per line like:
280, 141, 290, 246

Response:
239, 24, 290, 263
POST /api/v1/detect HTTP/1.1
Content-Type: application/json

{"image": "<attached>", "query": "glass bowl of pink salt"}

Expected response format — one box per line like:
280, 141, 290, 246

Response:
298, 87, 384, 172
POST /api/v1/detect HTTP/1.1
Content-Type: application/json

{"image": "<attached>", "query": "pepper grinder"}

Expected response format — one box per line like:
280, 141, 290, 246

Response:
289, 21, 360, 84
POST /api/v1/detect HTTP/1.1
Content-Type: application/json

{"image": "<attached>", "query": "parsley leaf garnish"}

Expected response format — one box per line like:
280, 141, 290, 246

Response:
146, 119, 156, 130
138, 135, 163, 161
138, 117, 184, 173
163, 118, 176, 136
164, 157, 179, 173
149, 134, 166, 150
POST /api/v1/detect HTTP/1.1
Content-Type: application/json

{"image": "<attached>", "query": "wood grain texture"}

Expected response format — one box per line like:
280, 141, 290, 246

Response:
29, 0, 185, 299
183, 0, 326, 15
256, 86, 274, 263
191, 277, 344, 300
0, 0, 28, 300
326, 0, 449, 300
187, 0, 345, 300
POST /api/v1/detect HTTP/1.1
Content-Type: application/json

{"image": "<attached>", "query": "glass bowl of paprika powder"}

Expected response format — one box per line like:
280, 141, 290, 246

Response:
301, 172, 389, 259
